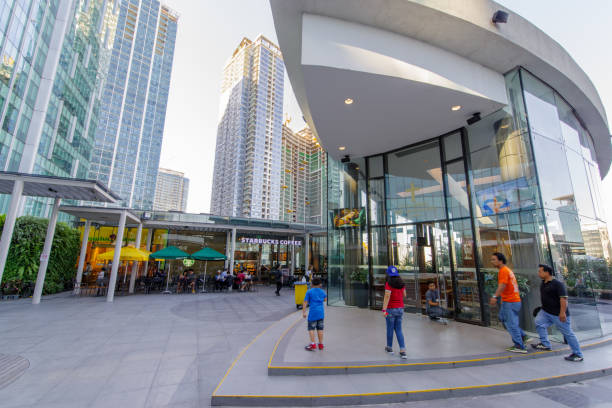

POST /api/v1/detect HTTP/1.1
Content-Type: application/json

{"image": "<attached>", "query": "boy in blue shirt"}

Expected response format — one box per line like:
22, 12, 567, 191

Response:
302, 277, 327, 351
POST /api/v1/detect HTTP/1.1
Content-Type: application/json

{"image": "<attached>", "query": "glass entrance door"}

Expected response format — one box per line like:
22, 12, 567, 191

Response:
389, 222, 453, 315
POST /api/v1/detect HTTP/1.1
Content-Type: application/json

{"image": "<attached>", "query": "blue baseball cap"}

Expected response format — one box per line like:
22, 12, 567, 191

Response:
386, 266, 399, 276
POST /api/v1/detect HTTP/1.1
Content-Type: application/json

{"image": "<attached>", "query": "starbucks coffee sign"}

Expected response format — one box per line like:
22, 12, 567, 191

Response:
240, 237, 302, 246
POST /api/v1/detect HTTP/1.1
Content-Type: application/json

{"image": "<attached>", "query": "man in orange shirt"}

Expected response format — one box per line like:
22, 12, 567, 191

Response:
489, 252, 527, 353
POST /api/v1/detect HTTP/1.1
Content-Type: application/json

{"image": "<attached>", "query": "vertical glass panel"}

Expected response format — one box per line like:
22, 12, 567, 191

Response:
586, 162, 605, 221
368, 155, 384, 178
445, 160, 470, 219
522, 71, 563, 141
432, 221, 454, 317
327, 157, 369, 307
556, 97, 583, 153
477, 211, 549, 332
468, 109, 538, 216
449, 218, 481, 322
385, 141, 445, 224
368, 178, 385, 226
531, 135, 576, 213
389, 224, 419, 311
544, 209, 603, 340
443, 131, 462, 161
592, 220, 612, 335
565, 149, 595, 218
370, 226, 388, 309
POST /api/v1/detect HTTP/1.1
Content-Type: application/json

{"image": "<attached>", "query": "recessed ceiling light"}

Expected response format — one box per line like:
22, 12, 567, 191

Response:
344, 98, 353, 105
338, 146, 346, 151
451, 105, 461, 111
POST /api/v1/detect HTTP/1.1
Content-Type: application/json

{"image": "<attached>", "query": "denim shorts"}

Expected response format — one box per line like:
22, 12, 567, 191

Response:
307, 319, 324, 331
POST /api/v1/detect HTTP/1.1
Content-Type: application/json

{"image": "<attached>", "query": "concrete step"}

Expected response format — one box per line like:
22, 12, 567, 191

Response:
211, 312, 612, 406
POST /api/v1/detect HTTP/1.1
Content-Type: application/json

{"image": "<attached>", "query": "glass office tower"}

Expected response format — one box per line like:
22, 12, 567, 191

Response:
88, 0, 178, 210
0, 0, 118, 217
328, 68, 612, 339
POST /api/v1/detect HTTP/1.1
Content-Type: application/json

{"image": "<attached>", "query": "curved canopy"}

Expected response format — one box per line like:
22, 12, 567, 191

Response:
98, 247, 151, 261
190, 247, 227, 261
150, 246, 189, 260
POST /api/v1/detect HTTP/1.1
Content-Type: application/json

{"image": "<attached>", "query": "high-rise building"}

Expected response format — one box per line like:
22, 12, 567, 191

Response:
210, 35, 284, 220
88, 0, 178, 210
0, 0, 118, 217
153, 167, 189, 212
280, 123, 326, 224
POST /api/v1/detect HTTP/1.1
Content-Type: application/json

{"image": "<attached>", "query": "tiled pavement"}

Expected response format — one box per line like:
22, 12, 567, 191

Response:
1, 288, 611, 407
0, 287, 294, 407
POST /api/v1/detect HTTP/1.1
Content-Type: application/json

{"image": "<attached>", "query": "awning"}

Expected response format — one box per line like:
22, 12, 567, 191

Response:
0, 172, 118, 202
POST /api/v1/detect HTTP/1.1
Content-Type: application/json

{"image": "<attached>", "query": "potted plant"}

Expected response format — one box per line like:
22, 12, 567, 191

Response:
350, 268, 369, 308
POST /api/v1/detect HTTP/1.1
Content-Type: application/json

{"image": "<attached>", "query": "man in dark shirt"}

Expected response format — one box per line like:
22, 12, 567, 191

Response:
273, 264, 282, 296
532, 264, 583, 362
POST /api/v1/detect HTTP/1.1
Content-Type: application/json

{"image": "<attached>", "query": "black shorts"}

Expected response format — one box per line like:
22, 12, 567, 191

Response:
307, 319, 324, 331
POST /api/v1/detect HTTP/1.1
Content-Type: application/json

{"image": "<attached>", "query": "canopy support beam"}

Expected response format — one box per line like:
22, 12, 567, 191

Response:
74, 219, 91, 295
32, 197, 61, 304
107, 210, 127, 302
128, 222, 143, 294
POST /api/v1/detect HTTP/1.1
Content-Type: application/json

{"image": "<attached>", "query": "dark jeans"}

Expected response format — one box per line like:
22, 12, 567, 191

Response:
275, 281, 282, 294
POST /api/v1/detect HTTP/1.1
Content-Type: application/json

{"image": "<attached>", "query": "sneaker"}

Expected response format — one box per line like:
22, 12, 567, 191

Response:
506, 346, 528, 354
564, 353, 584, 362
385, 346, 393, 354
531, 343, 552, 351
399, 351, 408, 360
318, 344, 324, 350
522, 334, 531, 344
305, 344, 316, 351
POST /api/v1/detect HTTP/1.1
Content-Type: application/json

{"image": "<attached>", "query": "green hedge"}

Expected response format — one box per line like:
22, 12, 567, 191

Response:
0, 215, 80, 295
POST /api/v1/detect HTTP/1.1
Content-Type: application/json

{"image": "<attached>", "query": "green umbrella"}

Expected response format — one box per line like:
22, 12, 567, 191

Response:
150, 246, 190, 260
149, 246, 190, 293
190, 247, 226, 261
190, 247, 227, 287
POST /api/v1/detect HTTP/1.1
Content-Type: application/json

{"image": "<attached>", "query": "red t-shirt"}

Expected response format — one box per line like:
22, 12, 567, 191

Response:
385, 282, 405, 309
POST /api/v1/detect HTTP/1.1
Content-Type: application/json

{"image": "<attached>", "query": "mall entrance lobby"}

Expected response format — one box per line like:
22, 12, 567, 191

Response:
326, 69, 612, 340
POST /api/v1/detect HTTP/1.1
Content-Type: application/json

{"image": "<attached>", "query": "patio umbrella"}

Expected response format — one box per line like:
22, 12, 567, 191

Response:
149, 246, 190, 293
190, 247, 227, 277
98, 246, 151, 261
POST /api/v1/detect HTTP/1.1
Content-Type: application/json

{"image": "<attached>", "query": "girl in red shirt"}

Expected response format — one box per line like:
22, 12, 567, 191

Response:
382, 265, 407, 359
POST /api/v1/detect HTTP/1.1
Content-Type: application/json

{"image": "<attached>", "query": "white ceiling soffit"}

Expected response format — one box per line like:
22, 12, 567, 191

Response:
301, 14, 507, 159
269, 0, 612, 176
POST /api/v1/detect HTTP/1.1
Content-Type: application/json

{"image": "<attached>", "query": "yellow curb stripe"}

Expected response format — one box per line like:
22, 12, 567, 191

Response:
267, 316, 302, 367
268, 336, 612, 371
213, 367, 611, 399
212, 311, 299, 396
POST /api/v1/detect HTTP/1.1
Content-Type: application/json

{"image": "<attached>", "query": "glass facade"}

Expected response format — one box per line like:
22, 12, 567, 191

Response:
0, 0, 118, 217
88, 1, 178, 210
327, 68, 612, 338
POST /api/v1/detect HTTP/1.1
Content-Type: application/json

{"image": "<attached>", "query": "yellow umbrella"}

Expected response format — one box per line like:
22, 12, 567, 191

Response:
98, 246, 151, 262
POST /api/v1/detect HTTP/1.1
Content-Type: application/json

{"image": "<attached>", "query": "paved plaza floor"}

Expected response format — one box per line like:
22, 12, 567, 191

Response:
0, 287, 611, 407
0, 287, 294, 407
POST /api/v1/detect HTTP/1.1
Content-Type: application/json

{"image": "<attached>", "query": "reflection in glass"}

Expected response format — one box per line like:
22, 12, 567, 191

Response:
386, 141, 445, 224
445, 160, 470, 219
449, 218, 481, 322
443, 132, 462, 161
531, 135, 576, 213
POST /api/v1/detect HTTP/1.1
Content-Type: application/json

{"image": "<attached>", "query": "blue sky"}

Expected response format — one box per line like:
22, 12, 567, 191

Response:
159, 0, 612, 220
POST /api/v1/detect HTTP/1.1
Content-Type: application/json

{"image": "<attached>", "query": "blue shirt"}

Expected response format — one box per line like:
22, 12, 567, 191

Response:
304, 287, 326, 321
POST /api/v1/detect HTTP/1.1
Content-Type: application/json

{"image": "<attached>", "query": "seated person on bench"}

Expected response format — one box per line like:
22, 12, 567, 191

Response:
425, 281, 446, 322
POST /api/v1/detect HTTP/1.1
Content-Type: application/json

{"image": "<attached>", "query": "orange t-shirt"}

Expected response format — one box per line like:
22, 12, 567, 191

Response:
498, 265, 521, 302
